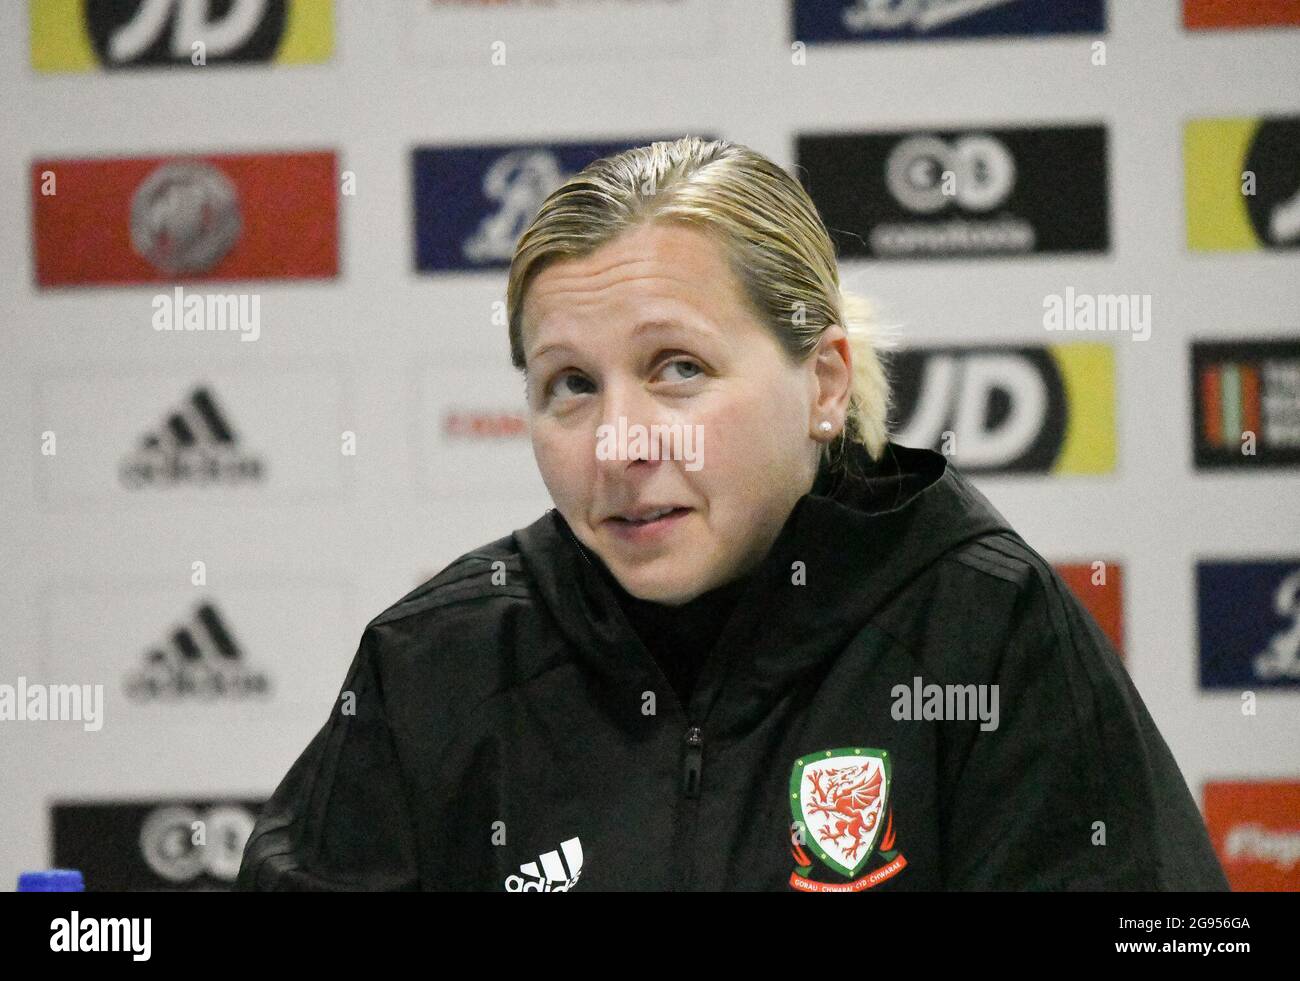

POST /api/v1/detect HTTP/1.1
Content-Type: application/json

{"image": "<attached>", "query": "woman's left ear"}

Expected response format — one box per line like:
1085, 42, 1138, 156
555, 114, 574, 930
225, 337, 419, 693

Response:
810, 324, 852, 439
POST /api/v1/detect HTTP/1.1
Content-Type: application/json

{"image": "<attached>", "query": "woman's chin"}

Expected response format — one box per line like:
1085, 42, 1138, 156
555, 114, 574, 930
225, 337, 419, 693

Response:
607, 562, 713, 606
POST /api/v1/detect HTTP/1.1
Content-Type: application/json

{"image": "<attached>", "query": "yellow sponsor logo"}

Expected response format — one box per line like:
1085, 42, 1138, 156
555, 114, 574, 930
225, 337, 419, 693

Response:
30, 0, 332, 73
1052, 342, 1115, 474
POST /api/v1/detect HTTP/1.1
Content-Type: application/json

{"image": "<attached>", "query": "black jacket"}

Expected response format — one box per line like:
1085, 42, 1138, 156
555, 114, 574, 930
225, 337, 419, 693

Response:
236, 441, 1229, 891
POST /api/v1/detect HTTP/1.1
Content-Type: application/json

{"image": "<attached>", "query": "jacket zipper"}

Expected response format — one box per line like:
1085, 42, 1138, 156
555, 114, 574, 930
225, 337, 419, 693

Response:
550, 512, 709, 887
673, 723, 705, 889
682, 725, 703, 798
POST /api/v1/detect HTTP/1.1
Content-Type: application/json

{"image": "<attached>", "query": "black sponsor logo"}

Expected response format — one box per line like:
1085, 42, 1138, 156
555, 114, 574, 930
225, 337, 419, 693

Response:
125, 602, 271, 701
52, 800, 262, 891
1192, 339, 1300, 469
798, 126, 1109, 259
119, 385, 265, 488
1244, 118, 1300, 250
85, 0, 287, 68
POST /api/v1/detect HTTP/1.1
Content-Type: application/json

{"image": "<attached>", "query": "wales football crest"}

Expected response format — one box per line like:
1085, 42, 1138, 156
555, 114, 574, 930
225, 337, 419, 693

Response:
788, 747, 908, 892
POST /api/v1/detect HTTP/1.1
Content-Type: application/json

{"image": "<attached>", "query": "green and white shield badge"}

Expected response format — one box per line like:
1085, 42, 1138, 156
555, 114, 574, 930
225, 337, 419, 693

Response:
790, 747, 892, 879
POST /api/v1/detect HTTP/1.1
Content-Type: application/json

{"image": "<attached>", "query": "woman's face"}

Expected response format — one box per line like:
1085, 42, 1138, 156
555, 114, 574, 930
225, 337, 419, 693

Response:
521, 221, 846, 605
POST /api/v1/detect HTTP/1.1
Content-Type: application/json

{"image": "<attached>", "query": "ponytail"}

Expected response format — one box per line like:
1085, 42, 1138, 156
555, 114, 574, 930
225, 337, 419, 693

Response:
831, 289, 898, 469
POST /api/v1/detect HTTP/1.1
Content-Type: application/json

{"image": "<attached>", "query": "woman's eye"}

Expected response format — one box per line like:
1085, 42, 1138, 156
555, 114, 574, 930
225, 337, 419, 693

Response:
658, 358, 703, 383
546, 371, 595, 403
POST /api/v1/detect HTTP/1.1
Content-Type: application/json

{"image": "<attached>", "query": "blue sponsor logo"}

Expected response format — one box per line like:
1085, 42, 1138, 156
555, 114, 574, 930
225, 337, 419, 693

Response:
793, 0, 1106, 43
1198, 560, 1300, 689
412, 139, 683, 272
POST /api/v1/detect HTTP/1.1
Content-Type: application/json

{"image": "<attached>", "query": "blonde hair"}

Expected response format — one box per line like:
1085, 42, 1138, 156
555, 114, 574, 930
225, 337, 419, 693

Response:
506, 136, 894, 470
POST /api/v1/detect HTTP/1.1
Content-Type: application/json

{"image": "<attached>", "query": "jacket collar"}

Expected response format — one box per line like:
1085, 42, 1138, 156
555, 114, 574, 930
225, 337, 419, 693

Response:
514, 441, 1015, 731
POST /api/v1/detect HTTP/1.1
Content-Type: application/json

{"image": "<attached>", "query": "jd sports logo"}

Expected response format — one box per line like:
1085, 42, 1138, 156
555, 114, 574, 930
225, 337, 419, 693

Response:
1186, 116, 1300, 251
124, 602, 271, 701
503, 837, 584, 892
87, 0, 287, 66
119, 385, 265, 489
888, 343, 1115, 474
31, 0, 334, 72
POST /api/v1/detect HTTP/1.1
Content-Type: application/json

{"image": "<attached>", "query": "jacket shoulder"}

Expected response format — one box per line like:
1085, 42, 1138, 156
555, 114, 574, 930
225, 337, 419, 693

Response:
932, 536, 1228, 889
945, 530, 1051, 591
368, 531, 533, 630
939, 530, 1118, 670
946, 531, 1115, 654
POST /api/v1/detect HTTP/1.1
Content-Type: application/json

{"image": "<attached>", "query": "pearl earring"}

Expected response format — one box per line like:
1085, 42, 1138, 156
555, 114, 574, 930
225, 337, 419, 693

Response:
818, 421, 832, 434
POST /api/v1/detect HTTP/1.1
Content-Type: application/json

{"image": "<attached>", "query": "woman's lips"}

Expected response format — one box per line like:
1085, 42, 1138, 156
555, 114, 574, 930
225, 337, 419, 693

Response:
604, 507, 692, 543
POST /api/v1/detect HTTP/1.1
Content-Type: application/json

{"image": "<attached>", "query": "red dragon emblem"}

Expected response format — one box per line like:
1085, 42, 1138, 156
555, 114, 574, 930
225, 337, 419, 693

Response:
804, 763, 883, 862
789, 748, 906, 891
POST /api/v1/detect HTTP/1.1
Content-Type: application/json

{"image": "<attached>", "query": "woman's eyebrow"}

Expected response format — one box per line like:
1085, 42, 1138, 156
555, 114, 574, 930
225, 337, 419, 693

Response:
632, 318, 718, 344
528, 319, 718, 362
529, 339, 575, 362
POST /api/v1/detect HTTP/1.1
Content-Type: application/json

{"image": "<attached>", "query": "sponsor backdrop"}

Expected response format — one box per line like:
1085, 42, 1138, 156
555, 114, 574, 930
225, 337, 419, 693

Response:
1, 0, 1297, 891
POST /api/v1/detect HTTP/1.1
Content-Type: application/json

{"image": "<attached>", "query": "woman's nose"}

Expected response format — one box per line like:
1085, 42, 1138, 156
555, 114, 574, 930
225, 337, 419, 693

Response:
597, 380, 671, 467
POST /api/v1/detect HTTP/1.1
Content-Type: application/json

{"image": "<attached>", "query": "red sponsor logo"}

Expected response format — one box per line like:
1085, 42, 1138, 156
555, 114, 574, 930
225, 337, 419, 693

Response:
1054, 561, 1125, 660
1184, 0, 1300, 28
1204, 781, 1300, 891
32, 151, 338, 286
443, 410, 528, 439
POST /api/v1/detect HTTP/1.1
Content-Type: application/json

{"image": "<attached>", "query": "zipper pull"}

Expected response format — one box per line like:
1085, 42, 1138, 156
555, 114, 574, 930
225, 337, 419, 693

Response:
682, 726, 704, 798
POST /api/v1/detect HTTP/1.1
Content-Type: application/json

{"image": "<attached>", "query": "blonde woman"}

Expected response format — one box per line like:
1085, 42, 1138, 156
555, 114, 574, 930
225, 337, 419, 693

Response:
238, 137, 1227, 892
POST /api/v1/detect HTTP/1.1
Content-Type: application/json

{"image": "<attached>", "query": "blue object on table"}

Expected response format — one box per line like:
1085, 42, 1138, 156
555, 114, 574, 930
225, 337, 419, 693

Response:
17, 869, 85, 892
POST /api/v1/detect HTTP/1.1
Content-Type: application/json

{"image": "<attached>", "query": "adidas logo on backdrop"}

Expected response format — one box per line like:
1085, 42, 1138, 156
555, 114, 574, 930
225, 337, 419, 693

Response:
125, 603, 271, 702
119, 385, 265, 489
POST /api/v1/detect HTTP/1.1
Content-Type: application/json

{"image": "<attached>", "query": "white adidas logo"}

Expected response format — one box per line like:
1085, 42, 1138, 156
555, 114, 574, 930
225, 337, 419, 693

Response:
503, 837, 583, 892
